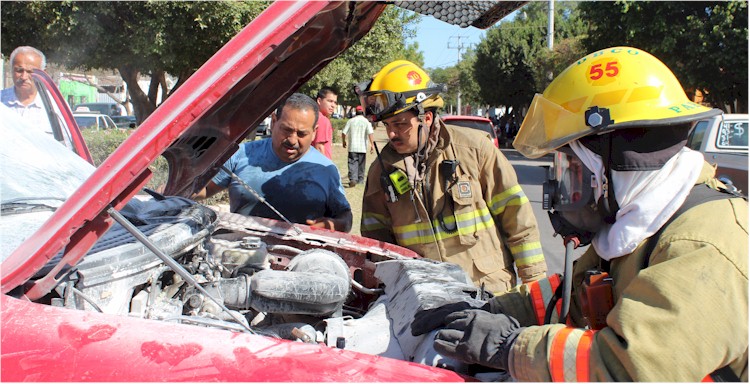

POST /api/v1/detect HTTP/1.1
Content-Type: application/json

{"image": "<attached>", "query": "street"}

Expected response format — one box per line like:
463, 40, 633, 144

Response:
501, 148, 587, 276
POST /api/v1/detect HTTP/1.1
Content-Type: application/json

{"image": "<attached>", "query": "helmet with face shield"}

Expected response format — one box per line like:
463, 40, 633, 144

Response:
354, 60, 446, 122
518, 47, 723, 238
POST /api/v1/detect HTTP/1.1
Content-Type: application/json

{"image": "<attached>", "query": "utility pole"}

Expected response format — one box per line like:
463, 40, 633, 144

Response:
547, 0, 554, 50
448, 35, 467, 115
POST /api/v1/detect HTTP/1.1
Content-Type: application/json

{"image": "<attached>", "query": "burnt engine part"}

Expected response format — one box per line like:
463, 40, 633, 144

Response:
247, 249, 351, 315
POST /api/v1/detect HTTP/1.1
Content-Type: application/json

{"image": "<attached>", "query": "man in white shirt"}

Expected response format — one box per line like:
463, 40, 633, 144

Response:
341, 105, 374, 188
1, 46, 54, 137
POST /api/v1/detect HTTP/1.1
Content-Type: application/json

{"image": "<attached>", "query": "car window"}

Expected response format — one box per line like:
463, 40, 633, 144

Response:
75, 116, 97, 129
716, 120, 748, 150
688, 121, 708, 150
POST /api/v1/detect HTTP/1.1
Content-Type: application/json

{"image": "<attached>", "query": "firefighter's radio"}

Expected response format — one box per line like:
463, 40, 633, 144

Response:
578, 270, 614, 330
374, 142, 411, 203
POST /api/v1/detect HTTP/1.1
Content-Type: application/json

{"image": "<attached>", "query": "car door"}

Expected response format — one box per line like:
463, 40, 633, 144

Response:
32, 69, 93, 164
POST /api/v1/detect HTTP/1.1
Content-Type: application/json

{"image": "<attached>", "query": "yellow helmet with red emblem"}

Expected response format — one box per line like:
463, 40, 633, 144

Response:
355, 60, 446, 122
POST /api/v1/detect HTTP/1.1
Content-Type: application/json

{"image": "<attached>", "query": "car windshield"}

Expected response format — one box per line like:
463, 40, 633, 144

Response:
1, 105, 94, 261
74, 115, 97, 129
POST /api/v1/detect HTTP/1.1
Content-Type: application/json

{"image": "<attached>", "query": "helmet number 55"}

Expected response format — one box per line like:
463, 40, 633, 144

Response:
589, 61, 620, 80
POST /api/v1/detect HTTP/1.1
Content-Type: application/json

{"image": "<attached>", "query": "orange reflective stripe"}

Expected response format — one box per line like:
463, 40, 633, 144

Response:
549, 273, 561, 287
529, 279, 546, 325
550, 328, 598, 382
701, 375, 714, 382
549, 327, 574, 382
575, 330, 595, 381
549, 274, 562, 324
528, 274, 563, 325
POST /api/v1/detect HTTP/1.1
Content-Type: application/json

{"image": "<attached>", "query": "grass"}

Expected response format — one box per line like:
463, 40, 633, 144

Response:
306, 123, 388, 236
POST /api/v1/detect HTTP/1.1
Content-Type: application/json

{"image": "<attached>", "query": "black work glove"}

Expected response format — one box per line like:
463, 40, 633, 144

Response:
411, 301, 490, 336
433, 309, 523, 371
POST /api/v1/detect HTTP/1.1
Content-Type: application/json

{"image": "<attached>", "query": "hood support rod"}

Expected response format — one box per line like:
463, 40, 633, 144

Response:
220, 165, 302, 235
107, 206, 256, 334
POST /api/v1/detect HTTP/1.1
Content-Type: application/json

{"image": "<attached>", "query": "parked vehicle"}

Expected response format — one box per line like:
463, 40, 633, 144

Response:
111, 115, 137, 129
687, 113, 748, 194
2, 1, 524, 381
73, 112, 118, 130
255, 115, 272, 136
442, 115, 500, 148
73, 102, 124, 117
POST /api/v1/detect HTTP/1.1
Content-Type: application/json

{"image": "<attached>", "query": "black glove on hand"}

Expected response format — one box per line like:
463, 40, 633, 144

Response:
411, 301, 490, 336
433, 309, 523, 371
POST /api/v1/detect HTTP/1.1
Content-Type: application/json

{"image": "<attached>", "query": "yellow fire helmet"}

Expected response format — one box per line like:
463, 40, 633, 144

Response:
513, 47, 722, 158
356, 60, 446, 122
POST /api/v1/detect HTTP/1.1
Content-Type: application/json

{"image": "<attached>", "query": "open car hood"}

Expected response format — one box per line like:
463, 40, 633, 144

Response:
1, 1, 525, 296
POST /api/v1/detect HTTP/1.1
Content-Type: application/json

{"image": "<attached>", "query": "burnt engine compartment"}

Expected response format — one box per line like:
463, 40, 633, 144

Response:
28, 196, 502, 378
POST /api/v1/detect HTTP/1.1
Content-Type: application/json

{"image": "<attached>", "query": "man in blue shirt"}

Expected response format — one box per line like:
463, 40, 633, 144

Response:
194, 93, 352, 232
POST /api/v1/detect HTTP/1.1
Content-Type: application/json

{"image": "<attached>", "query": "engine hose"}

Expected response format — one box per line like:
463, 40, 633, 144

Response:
350, 279, 384, 295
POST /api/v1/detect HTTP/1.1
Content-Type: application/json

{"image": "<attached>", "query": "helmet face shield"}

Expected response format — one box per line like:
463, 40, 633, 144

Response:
514, 94, 599, 159
543, 147, 596, 212
355, 84, 446, 122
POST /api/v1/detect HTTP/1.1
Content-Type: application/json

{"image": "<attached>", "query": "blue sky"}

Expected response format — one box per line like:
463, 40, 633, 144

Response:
407, 15, 489, 70
406, 8, 522, 69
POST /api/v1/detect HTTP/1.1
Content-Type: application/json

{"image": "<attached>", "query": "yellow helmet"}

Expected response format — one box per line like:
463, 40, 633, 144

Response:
514, 47, 722, 158
355, 60, 446, 122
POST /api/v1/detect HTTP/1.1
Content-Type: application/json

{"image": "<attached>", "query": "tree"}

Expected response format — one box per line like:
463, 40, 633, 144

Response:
299, 6, 421, 110
474, 17, 541, 119
2, 1, 269, 122
429, 66, 461, 114
579, 1, 748, 113
472, 1, 586, 119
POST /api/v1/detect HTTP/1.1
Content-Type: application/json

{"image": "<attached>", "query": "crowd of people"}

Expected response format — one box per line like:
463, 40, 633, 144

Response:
8, 42, 747, 381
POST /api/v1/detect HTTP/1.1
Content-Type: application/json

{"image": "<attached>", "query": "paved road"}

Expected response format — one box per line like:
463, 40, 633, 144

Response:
501, 148, 588, 276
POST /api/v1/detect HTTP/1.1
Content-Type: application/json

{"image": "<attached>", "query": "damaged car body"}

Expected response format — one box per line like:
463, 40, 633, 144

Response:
1, 1, 524, 381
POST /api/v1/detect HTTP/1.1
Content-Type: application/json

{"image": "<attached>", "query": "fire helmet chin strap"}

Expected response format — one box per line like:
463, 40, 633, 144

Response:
586, 108, 620, 224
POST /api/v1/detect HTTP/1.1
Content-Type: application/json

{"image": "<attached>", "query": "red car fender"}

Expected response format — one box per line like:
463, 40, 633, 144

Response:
1, 295, 468, 382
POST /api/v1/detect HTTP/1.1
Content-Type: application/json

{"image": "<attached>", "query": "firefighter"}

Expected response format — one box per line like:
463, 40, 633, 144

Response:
410, 47, 748, 381
357, 60, 547, 294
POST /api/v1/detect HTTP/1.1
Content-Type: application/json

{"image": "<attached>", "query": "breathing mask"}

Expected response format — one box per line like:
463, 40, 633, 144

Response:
543, 146, 604, 244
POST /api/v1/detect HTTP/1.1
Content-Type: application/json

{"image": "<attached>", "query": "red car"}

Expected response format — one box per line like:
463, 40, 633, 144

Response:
442, 115, 500, 148
31, 69, 94, 163
2, 2, 523, 381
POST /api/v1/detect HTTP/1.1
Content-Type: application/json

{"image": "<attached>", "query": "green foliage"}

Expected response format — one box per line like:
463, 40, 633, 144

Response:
2, 1, 269, 120
429, 49, 482, 114
299, 6, 421, 108
331, 118, 348, 144
579, 1, 748, 112
474, 21, 541, 115
82, 129, 169, 191
471, 1, 586, 116
82, 129, 131, 165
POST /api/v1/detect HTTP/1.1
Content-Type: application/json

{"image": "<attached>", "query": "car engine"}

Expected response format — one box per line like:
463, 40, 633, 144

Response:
29, 196, 505, 379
